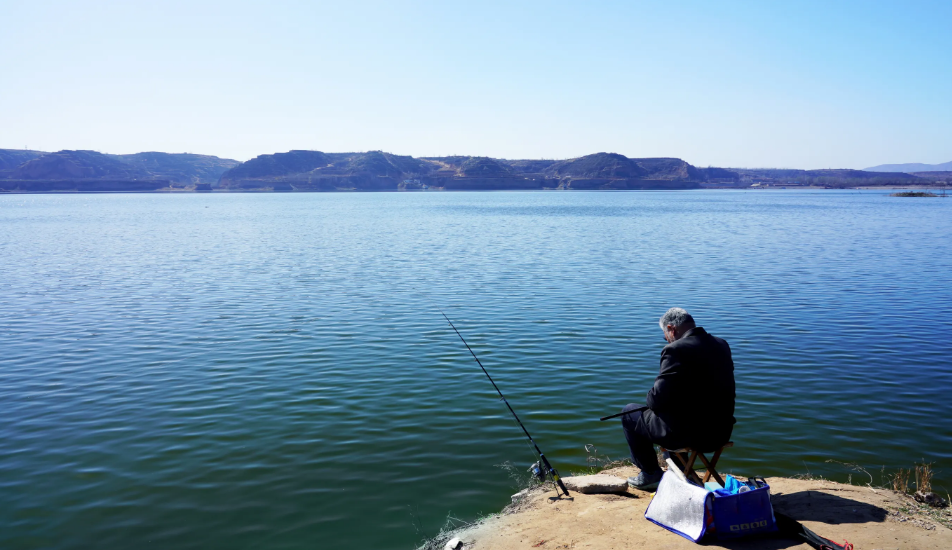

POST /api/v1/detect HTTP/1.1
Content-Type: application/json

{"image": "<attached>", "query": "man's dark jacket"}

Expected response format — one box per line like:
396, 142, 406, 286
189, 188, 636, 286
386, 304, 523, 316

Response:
642, 326, 735, 451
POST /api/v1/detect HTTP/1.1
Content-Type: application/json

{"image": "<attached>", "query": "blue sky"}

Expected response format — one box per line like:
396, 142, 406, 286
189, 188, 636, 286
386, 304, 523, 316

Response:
1, 0, 949, 168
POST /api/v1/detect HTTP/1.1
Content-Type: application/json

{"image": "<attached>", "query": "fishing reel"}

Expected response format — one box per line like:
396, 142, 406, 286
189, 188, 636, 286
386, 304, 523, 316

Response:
529, 461, 547, 483
528, 460, 570, 497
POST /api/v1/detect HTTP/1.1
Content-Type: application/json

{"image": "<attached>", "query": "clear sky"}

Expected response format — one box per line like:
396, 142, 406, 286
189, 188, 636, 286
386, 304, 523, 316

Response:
1, 0, 950, 168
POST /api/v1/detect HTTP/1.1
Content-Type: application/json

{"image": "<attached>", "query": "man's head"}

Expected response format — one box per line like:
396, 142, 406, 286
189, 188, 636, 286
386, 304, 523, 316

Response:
659, 307, 696, 343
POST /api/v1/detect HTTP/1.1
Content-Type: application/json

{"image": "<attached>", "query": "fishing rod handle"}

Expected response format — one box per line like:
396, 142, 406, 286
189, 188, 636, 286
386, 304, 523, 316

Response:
539, 454, 570, 496
599, 405, 648, 421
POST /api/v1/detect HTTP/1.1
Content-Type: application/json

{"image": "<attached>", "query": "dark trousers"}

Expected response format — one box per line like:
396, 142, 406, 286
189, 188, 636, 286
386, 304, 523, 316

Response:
621, 403, 662, 473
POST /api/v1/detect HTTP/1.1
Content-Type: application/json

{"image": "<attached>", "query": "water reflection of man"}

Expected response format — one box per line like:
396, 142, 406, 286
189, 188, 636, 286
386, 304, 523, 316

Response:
622, 307, 736, 490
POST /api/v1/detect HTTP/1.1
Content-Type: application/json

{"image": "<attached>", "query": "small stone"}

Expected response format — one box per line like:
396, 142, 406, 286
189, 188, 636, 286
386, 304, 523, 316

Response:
562, 474, 629, 494
511, 488, 529, 503
444, 537, 462, 550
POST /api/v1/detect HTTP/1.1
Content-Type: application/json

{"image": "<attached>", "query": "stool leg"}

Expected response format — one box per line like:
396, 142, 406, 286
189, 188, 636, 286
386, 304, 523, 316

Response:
701, 448, 722, 483
698, 452, 726, 487
684, 450, 700, 483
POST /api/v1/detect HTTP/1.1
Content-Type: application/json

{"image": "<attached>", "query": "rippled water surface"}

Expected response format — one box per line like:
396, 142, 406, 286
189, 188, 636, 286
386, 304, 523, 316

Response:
1, 191, 951, 549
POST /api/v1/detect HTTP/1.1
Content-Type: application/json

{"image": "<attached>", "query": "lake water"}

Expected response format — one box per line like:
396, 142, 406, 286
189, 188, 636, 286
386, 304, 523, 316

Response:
1, 190, 950, 549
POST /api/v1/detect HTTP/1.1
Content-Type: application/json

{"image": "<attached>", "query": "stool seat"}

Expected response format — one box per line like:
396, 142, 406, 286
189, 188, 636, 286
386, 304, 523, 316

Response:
660, 441, 733, 487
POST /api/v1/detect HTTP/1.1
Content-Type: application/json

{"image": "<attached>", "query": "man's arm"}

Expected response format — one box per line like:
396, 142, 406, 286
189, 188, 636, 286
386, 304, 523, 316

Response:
646, 347, 684, 413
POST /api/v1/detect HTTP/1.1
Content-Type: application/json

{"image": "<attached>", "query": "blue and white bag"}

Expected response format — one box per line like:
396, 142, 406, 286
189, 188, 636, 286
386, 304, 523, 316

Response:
645, 472, 777, 543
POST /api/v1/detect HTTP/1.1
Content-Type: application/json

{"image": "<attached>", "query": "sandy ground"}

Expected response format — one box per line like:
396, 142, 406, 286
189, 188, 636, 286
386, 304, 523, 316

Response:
455, 466, 952, 550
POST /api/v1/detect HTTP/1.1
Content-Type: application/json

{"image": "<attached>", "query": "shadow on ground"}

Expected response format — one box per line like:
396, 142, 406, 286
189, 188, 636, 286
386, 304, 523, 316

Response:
701, 490, 887, 549
771, 489, 888, 524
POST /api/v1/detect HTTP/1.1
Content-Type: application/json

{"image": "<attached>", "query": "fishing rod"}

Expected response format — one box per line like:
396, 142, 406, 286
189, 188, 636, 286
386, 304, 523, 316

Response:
599, 405, 647, 421
439, 310, 570, 497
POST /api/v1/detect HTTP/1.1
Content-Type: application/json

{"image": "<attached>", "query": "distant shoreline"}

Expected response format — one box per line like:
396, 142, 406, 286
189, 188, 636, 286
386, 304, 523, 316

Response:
3, 149, 948, 194
1, 185, 946, 195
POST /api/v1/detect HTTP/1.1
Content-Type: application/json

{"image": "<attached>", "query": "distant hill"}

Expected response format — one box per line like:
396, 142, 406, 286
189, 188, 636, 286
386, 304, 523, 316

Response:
730, 168, 922, 187
347, 150, 428, 178
504, 159, 558, 174
225, 150, 331, 180
630, 158, 704, 180
459, 157, 512, 177
546, 152, 647, 179
11, 150, 152, 180
219, 150, 705, 191
864, 161, 952, 172
112, 152, 239, 184
696, 166, 740, 181
218, 150, 432, 190
910, 171, 952, 182
540, 154, 706, 181
0, 148, 239, 192
217, 149, 932, 192
0, 149, 45, 170
1, 147, 936, 193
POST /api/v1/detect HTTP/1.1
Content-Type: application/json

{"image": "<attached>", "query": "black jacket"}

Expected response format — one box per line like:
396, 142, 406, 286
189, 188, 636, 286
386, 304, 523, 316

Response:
642, 327, 736, 451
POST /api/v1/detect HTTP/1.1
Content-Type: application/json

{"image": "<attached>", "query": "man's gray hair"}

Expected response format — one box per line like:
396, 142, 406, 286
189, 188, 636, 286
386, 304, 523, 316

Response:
659, 307, 695, 329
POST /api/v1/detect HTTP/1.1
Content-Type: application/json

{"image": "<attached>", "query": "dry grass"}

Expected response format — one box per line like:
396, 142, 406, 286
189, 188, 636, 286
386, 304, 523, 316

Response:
892, 468, 911, 493
887, 462, 935, 495
916, 462, 934, 493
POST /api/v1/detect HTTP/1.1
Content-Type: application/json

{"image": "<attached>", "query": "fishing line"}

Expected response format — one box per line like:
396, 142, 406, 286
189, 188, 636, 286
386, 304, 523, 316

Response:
439, 308, 570, 497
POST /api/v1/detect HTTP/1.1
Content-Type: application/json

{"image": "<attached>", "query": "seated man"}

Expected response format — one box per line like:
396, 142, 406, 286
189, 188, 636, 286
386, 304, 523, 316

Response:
622, 307, 735, 490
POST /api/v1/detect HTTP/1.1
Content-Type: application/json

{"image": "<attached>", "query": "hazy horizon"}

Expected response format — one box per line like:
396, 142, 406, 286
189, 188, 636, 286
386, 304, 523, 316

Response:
2, 1, 950, 169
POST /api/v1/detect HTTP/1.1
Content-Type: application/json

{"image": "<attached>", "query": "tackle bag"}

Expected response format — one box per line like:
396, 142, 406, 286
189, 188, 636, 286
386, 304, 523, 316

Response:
710, 477, 778, 539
